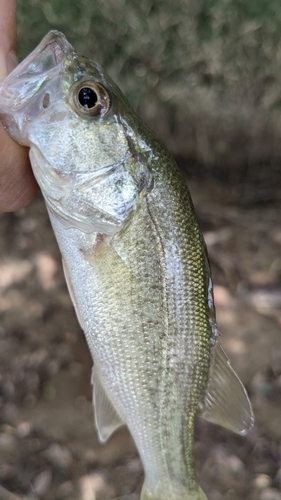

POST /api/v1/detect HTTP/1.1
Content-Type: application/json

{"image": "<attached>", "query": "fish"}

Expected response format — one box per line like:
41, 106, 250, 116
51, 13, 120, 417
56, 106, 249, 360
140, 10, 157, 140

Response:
0, 31, 254, 500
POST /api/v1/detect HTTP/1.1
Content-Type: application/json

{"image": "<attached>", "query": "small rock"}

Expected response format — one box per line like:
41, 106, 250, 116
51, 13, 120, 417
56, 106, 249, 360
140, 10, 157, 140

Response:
213, 285, 235, 308
46, 359, 60, 376
126, 458, 142, 473
0, 463, 16, 480
2, 380, 15, 398
57, 481, 74, 498
0, 433, 17, 452
32, 469, 52, 496
45, 443, 72, 469
225, 454, 245, 474
23, 393, 37, 407
0, 259, 32, 289
34, 252, 58, 290
17, 421, 31, 438
260, 488, 281, 500
1, 424, 15, 435
55, 343, 73, 364
79, 472, 115, 500
0, 485, 21, 500
80, 474, 105, 500
26, 348, 48, 369
1, 402, 19, 425
253, 474, 272, 489
84, 449, 98, 465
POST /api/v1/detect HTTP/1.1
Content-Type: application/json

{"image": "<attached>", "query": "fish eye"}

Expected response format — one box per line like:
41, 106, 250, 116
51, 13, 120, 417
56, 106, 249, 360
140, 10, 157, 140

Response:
78, 87, 98, 109
73, 81, 110, 117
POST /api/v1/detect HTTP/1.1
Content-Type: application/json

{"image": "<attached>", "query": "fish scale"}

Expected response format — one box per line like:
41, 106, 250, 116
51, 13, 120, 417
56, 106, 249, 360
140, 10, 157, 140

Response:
0, 31, 254, 500
103, 156, 210, 492
62, 177, 206, 491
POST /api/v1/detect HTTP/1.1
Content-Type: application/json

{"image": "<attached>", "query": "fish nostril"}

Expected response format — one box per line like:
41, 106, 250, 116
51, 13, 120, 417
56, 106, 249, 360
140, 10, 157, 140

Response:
42, 92, 50, 108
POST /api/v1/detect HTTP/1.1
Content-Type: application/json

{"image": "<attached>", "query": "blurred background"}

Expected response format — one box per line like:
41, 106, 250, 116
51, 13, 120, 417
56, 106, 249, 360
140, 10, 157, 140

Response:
17, 0, 281, 172
0, 1, 281, 499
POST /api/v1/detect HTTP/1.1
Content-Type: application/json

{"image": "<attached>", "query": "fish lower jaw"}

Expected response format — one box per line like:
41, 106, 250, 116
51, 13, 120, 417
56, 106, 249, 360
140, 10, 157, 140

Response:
140, 480, 208, 500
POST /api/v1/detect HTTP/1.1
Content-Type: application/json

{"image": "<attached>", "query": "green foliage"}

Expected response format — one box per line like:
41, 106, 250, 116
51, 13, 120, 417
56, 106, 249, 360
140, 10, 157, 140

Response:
232, 0, 281, 23
16, 0, 281, 122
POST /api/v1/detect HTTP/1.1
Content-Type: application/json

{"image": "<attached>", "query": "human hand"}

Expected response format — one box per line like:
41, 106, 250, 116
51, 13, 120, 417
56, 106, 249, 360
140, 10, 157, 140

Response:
0, 0, 38, 212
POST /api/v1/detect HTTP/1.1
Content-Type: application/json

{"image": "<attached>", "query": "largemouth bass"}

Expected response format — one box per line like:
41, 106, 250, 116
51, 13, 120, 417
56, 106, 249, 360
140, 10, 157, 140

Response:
0, 32, 253, 500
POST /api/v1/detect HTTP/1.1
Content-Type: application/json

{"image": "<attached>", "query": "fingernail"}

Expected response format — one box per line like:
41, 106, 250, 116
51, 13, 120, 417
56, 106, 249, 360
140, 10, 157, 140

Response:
7, 51, 18, 74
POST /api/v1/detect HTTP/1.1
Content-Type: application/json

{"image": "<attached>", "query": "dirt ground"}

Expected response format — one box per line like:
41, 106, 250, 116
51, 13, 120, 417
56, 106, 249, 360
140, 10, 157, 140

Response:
0, 162, 281, 500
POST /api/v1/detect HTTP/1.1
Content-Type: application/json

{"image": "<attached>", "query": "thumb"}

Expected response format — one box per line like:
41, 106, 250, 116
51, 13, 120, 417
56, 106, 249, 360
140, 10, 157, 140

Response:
0, 0, 17, 81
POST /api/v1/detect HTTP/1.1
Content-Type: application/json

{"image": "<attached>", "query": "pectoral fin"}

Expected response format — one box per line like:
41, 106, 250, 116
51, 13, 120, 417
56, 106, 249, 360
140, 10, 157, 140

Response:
200, 342, 254, 435
91, 367, 125, 443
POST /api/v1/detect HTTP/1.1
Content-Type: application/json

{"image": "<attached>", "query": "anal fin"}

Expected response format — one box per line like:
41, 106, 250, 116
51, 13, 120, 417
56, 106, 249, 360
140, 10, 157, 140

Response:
200, 342, 254, 435
91, 367, 125, 443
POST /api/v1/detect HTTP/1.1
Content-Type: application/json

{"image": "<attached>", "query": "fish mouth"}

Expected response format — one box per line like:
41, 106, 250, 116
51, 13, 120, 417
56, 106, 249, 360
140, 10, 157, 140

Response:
0, 31, 74, 143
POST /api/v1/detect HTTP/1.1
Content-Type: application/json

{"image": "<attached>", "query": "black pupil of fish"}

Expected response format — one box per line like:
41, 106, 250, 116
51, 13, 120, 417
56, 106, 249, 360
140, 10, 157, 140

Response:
78, 87, 98, 109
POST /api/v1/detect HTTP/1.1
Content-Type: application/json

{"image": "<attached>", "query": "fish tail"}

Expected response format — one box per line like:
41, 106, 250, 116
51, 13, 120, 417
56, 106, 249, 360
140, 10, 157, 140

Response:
140, 480, 208, 500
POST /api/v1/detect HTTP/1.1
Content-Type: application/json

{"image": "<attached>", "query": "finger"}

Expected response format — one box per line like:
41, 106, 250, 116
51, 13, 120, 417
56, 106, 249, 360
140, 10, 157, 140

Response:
0, 0, 17, 80
0, 0, 39, 211
0, 126, 38, 212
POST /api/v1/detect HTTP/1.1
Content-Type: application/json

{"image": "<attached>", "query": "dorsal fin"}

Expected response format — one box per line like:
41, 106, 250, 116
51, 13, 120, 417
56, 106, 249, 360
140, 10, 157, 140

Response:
91, 367, 125, 443
200, 342, 254, 435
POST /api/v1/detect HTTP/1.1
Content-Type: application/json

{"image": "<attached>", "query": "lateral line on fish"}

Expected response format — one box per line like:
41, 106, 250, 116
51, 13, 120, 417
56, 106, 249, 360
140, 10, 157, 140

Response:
145, 193, 171, 481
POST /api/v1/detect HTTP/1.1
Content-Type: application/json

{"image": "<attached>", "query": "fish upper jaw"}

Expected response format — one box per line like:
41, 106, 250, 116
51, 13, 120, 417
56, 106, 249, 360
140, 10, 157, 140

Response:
0, 31, 73, 144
